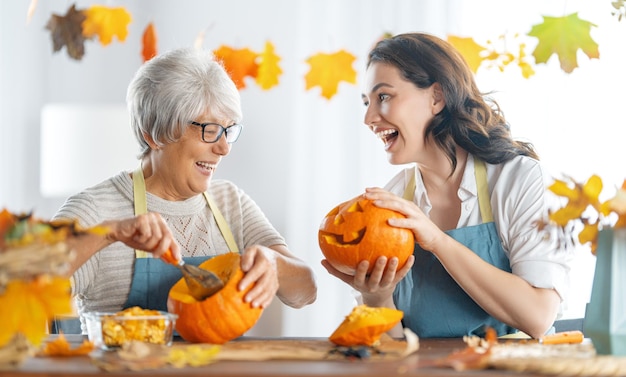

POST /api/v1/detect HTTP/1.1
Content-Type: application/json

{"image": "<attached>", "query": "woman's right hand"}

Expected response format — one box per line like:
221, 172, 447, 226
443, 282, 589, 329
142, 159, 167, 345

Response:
104, 212, 180, 260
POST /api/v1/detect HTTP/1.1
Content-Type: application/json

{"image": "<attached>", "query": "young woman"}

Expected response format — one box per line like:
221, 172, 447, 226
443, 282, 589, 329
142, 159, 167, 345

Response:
322, 32, 572, 339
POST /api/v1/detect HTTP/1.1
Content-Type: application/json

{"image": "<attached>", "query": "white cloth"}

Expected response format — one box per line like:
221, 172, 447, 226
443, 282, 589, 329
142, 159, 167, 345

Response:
53, 171, 286, 315
384, 154, 573, 316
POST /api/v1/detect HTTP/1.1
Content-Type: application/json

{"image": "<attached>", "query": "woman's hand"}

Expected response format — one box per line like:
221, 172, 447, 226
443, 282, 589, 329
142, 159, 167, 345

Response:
363, 187, 444, 252
238, 245, 279, 309
321, 254, 414, 307
104, 212, 180, 259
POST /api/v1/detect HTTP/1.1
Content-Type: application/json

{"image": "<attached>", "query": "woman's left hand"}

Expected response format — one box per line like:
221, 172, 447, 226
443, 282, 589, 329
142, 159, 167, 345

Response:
238, 245, 279, 308
321, 254, 414, 307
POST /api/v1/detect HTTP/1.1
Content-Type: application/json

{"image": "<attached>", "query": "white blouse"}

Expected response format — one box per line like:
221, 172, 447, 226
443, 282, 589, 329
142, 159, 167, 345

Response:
384, 154, 574, 316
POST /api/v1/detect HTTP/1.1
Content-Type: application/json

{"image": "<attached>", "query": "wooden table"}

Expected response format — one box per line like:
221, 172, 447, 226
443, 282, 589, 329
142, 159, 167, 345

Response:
0, 335, 581, 377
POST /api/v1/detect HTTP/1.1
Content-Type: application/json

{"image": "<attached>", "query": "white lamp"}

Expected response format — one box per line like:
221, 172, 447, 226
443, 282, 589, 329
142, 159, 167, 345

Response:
40, 103, 139, 197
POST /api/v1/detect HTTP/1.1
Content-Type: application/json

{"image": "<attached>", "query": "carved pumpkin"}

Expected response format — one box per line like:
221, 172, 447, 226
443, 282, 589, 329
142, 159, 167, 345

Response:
318, 196, 414, 275
329, 305, 404, 346
167, 252, 262, 344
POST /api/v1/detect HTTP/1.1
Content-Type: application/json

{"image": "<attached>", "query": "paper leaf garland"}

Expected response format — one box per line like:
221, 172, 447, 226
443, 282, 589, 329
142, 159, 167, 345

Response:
45, 4, 87, 60
213, 45, 259, 90
82, 5, 132, 46
304, 50, 357, 100
447, 36, 486, 73
141, 22, 158, 63
528, 12, 599, 73
256, 41, 282, 90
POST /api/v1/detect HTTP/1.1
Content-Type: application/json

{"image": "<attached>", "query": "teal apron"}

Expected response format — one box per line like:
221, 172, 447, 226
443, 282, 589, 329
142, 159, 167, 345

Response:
393, 159, 517, 338
123, 166, 239, 311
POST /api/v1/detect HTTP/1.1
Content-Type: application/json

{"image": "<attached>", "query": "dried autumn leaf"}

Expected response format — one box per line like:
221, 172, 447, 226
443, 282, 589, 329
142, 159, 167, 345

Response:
447, 35, 486, 73
305, 50, 357, 100
45, 4, 87, 60
256, 41, 282, 90
214, 45, 259, 90
0, 276, 72, 347
168, 344, 220, 368
527, 13, 599, 73
141, 22, 158, 63
82, 5, 132, 46
40, 332, 94, 357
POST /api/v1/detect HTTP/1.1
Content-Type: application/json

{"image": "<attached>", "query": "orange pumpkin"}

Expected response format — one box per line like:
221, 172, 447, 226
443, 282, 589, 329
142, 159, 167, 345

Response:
318, 196, 414, 275
167, 252, 262, 344
329, 305, 404, 347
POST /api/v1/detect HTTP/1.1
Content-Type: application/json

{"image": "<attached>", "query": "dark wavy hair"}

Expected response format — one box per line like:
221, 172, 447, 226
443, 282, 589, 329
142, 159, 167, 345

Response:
367, 32, 539, 174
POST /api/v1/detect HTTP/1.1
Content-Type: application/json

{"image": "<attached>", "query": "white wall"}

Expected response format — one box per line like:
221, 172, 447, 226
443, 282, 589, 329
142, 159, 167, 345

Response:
1, 0, 618, 336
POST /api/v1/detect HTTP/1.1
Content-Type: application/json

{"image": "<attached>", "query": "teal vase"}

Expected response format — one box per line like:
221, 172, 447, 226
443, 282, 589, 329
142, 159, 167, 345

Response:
582, 228, 626, 356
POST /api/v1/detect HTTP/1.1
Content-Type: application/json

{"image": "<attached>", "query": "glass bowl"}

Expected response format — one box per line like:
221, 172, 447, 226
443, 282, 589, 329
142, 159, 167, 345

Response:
83, 310, 177, 350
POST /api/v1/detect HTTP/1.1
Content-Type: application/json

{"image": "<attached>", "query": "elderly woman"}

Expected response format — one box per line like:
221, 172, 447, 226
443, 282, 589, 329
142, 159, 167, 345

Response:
54, 47, 317, 328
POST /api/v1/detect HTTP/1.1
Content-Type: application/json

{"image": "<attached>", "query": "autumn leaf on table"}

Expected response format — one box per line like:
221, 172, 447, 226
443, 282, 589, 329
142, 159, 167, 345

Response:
305, 50, 357, 100
447, 35, 487, 74
213, 45, 259, 90
40, 332, 94, 357
256, 41, 282, 90
141, 22, 158, 63
0, 276, 72, 347
45, 4, 87, 60
527, 13, 599, 73
82, 5, 132, 46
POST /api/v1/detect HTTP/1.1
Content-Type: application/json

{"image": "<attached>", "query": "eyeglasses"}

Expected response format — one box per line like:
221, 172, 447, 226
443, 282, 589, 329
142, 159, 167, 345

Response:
189, 121, 243, 143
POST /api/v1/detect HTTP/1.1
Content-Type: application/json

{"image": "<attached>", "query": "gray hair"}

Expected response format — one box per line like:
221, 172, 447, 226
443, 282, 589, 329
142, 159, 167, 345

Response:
126, 47, 242, 158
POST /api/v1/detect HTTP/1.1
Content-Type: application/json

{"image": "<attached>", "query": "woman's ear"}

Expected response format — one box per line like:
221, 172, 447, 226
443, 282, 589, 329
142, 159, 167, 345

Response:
431, 82, 446, 115
142, 132, 160, 150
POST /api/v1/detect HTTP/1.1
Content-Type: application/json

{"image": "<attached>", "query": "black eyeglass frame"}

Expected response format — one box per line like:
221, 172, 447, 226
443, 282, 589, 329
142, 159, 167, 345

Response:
189, 121, 243, 143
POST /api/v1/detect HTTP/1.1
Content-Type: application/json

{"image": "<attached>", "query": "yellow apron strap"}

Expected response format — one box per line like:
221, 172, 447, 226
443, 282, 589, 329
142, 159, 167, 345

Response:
474, 158, 494, 223
131, 166, 239, 257
132, 166, 150, 258
203, 192, 239, 253
400, 159, 493, 224
402, 166, 417, 201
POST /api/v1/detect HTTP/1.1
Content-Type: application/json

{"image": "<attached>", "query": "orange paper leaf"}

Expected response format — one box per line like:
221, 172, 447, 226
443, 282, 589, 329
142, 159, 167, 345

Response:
141, 22, 158, 63
305, 50, 357, 100
256, 41, 282, 90
213, 45, 259, 90
40, 332, 94, 357
82, 5, 132, 46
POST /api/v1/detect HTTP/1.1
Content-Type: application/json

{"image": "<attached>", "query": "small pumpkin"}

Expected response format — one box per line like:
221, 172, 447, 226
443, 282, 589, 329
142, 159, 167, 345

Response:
329, 305, 404, 347
167, 252, 262, 344
318, 195, 414, 275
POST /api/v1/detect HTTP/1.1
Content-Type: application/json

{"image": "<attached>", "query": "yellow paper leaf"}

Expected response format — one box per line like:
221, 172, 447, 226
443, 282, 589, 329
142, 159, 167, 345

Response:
213, 45, 259, 90
0, 276, 72, 347
82, 5, 132, 46
256, 41, 282, 90
447, 35, 486, 73
527, 13, 599, 73
305, 50, 357, 100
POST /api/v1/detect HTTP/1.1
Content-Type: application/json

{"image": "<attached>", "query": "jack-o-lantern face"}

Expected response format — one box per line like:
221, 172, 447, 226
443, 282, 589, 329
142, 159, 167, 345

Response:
318, 196, 414, 275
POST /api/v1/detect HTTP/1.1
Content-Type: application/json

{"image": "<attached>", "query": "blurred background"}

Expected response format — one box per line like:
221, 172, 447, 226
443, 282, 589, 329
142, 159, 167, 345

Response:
1, 0, 622, 337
